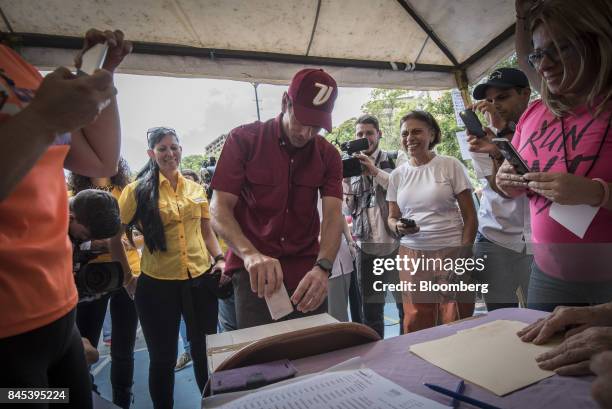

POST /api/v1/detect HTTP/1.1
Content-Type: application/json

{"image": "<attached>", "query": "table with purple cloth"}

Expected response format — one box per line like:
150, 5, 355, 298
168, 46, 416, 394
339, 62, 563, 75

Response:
292, 308, 598, 409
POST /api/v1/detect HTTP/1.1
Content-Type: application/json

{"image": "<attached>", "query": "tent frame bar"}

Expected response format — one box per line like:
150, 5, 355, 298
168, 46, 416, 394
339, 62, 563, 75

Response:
395, 0, 459, 67
15, 32, 455, 73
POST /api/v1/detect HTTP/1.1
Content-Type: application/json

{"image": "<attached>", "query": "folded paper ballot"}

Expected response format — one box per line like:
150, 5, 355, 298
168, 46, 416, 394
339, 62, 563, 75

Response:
265, 283, 294, 320
410, 320, 559, 396
210, 359, 297, 395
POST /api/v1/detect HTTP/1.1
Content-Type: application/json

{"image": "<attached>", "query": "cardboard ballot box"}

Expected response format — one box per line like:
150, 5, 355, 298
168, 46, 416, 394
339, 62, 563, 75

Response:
206, 314, 339, 373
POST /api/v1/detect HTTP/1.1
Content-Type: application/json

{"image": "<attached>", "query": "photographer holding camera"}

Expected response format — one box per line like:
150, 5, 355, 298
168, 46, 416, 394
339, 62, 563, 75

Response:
70, 189, 124, 293
69, 160, 141, 409
343, 114, 403, 338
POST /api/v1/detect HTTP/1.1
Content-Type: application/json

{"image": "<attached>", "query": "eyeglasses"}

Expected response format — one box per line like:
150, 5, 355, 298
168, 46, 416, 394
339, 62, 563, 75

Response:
146, 127, 176, 143
527, 44, 573, 68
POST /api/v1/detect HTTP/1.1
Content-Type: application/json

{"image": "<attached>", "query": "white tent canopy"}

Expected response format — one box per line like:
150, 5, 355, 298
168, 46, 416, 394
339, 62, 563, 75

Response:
0, 0, 516, 90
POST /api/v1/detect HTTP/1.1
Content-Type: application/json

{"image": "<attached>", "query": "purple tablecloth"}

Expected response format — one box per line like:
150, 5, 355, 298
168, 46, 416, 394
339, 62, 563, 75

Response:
292, 308, 598, 409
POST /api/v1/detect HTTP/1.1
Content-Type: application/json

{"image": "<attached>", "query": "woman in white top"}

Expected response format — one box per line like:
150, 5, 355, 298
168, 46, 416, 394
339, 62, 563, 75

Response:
387, 110, 477, 333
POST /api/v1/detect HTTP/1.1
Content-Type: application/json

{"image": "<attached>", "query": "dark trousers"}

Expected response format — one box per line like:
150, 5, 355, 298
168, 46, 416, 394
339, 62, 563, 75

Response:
348, 262, 363, 324
109, 289, 138, 407
232, 269, 328, 329
76, 293, 111, 349
135, 273, 218, 409
527, 262, 612, 312
76, 288, 138, 409
356, 248, 404, 338
473, 233, 532, 311
0, 309, 93, 409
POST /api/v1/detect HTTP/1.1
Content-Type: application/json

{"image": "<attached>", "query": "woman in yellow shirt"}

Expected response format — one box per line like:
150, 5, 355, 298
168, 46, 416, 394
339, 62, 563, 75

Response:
113, 127, 225, 408
68, 157, 139, 409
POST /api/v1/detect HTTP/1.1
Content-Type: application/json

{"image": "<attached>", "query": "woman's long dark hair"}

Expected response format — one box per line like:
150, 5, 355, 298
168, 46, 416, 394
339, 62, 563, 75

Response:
131, 129, 179, 253
68, 157, 131, 194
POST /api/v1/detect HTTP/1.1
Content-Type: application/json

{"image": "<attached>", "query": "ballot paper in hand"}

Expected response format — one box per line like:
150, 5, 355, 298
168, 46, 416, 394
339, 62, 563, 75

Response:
265, 283, 294, 320
206, 368, 448, 409
410, 320, 558, 396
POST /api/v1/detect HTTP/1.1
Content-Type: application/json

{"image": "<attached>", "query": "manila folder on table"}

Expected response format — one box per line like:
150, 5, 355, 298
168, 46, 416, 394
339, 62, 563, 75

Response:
410, 320, 558, 396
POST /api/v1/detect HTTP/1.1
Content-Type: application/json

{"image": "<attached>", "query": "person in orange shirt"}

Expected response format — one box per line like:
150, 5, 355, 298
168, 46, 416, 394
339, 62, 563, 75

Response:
112, 127, 225, 408
0, 29, 131, 409
69, 157, 140, 409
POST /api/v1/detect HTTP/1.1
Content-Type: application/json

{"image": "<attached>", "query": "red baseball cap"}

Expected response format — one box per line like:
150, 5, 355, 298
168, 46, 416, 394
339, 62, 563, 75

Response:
287, 68, 338, 132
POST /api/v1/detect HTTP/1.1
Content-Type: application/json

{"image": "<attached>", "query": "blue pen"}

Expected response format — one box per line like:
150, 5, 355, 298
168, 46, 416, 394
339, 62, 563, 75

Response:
452, 380, 464, 408
424, 383, 502, 409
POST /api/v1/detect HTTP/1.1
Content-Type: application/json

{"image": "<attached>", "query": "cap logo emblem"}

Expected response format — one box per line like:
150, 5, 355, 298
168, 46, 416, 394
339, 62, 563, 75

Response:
312, 83, 334, 106
489, 70, 502, 80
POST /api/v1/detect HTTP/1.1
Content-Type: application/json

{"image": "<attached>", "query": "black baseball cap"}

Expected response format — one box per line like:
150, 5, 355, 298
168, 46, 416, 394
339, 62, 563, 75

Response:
473, 68, 529, 100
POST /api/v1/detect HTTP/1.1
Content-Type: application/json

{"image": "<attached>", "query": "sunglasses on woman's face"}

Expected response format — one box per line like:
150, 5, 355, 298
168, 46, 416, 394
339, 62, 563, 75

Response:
146, 127, 176, 143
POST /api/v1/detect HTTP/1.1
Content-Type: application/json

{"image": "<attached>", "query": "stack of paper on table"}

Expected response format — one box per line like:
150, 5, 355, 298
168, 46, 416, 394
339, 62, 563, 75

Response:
202, 358, 448, 409
206, 313, 338, 373
410, 320, 559, 395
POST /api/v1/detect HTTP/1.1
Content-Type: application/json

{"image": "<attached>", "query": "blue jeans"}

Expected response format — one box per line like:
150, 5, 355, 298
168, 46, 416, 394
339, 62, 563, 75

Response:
527, 261, 612, 312
218, 294, 237, 333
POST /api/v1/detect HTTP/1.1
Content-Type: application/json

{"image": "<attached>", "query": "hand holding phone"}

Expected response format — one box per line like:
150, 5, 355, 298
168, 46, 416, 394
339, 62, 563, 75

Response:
492, 138, 530, 175
77, 43, 108, 76
460, 109, 486, 139
396, 217, 419, 236
399, 217, 416, 228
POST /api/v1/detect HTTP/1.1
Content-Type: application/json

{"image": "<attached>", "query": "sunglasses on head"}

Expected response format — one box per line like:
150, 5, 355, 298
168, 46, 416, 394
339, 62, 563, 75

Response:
146, 127, 177, 143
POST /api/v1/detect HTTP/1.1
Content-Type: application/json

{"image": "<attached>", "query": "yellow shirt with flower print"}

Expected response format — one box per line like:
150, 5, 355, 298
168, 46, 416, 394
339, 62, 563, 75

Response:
118, 172, 212, 280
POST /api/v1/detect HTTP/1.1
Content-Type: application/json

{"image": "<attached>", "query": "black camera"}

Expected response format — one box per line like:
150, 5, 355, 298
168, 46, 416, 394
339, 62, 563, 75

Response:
340, 137, 369, 155
73, 247, 124, 301
341, 138, 370, 178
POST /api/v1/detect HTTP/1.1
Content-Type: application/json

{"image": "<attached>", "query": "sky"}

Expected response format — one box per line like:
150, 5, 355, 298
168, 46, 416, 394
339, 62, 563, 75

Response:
112, 74, 372, 171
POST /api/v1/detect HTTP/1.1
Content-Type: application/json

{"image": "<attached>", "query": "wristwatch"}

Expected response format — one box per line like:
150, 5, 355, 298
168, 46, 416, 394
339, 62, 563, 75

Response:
213, 254, 225, 263
315, 258, 334, 277
496, 121, 516, 138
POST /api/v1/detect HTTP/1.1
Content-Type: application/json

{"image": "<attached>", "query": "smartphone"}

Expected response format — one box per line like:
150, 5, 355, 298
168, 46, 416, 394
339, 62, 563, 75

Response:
492, 138, 530, 175
78, 43, 108, 76
460, 109, 486, 138
399, 217, 416, 228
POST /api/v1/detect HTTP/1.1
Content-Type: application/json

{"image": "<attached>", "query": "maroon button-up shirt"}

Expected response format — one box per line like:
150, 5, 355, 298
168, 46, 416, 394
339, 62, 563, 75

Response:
211, 114, 342, 289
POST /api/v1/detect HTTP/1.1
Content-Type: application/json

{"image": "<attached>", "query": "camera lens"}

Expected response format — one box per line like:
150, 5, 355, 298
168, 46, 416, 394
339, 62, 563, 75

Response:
84, 267, 111, 292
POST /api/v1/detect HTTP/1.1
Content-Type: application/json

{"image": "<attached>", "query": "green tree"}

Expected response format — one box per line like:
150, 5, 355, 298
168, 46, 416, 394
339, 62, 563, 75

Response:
493, 53, 518, 70
360, 89, 415, 151
421, 91, 462, 161
181, 154, 206, 172
325, 117, 357, 148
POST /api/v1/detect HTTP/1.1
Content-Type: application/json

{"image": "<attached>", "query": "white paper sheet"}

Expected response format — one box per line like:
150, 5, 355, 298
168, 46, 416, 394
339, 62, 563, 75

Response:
204, 368, 448, 409
410, 320, 558, 396
456, 131, 472, 161
549, 202, 599, 239
265, 283, 294, 320
451, 89, 467, 127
